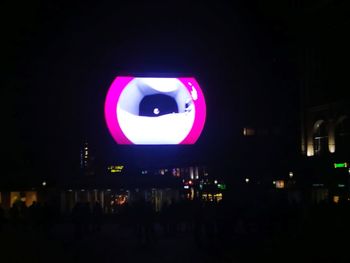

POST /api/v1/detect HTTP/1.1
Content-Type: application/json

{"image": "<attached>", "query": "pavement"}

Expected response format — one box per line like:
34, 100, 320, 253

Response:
0, 223, 221, 263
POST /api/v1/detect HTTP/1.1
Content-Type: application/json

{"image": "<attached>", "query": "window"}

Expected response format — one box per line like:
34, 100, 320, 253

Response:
243, 127, 255, 136
313, 120, 328, 155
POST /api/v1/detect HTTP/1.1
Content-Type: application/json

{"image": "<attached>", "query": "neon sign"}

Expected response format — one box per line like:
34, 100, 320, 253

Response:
334, 162, 348, 168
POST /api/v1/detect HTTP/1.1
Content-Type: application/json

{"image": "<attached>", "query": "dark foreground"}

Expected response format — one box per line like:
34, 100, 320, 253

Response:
1, 199, 350, 263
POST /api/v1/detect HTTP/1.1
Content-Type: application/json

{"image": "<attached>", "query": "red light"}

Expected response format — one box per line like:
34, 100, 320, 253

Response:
188, 180, 193, 185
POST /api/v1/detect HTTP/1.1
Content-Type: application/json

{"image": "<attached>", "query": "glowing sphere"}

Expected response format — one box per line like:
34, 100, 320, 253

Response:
104, 76, 206, 145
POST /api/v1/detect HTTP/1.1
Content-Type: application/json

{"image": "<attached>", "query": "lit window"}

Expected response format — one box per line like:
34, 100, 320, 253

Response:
214, 193, 223, 202
333, 196, 340, 203
275, 180, 285, 189
243, 128, 255, 136
313, 121, 328, 156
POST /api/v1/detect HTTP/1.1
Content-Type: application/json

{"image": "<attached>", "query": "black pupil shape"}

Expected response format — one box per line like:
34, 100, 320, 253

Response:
139, 94, 179, 117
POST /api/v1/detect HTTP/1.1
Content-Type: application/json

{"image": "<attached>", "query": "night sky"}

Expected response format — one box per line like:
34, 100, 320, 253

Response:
2, 0, 349, 184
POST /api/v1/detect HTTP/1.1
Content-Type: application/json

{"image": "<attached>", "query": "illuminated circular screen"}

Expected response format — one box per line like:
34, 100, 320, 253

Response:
104, 76, 206, 144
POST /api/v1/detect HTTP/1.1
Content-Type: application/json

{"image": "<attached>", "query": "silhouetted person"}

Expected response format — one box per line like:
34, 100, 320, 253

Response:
133, 198, 156, 245
28, 201, 39, 231
193, 198, 204, 247
82, 202, 91, 234
42, 202, 54, 235
161, 200, 177, 237
0, 205, 5, 232
92, 201, 103, 232
72, 202, 84, 239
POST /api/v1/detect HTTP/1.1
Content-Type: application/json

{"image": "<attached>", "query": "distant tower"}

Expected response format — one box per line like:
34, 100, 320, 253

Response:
80, 142, 89, 169
80, 141, 95, 175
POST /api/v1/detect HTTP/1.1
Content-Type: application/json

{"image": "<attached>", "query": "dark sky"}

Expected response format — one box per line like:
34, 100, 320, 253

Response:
2, 0, 348, 183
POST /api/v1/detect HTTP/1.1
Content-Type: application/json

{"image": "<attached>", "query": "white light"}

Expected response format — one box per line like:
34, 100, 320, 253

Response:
184, 185, 189, 189
245, 178, 249, 183
153, 108, 160, 115
117, 107, 195, 144
289, 172, 293, 178
214, 180, 218, 184
307, 146, 314, 157
273, 181, 276, 184
42, 181, 46, 186
141, 78, 181, 92
191, 87, 198, 100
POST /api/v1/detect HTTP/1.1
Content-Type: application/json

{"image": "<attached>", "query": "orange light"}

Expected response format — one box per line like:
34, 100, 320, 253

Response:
333, 196, 340, 203
276, 180, 285, 189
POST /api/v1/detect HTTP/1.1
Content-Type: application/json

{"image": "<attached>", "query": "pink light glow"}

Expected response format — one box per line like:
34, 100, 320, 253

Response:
104, 76, 206, 145
104, 76, 133, 144
178, 78, 206, 144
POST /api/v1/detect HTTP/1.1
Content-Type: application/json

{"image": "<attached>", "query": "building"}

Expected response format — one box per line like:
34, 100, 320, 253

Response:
301, 100, 350, 158
299, 99, 350, 203
80, 141, 96, 176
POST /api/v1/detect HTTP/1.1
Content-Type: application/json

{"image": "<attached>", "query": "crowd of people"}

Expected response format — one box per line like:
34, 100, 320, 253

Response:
0, 200, 58, 233
1, 194, 350, 261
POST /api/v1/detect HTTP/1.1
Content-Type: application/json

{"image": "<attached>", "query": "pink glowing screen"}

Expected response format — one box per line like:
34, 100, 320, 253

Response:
104, 76, 206, 145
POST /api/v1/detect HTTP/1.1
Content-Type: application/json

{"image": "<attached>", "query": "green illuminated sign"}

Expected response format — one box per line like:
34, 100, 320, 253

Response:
217, 184, 226, 190
334, 162, 348, 168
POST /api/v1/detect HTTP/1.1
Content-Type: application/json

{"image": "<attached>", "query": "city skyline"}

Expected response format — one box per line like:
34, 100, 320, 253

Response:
3, 1, 349, 184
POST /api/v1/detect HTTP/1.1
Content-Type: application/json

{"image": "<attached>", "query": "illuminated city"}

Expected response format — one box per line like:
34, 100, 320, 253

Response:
1, 1, 350, 263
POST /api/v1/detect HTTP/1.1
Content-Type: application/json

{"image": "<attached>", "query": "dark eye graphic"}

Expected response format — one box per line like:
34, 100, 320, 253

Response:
139, 94, 179, 117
